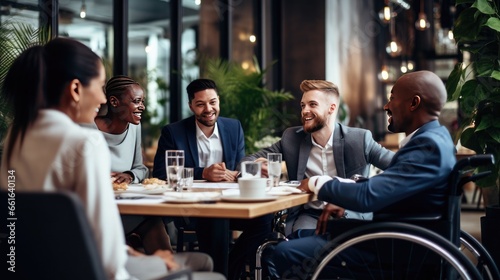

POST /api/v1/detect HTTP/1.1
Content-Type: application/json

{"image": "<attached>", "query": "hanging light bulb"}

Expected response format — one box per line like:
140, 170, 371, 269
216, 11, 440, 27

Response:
448, 30, 454, 40
379, 3, 392, 24
80, 0, 86, 19
415, 0, 430, 31
386, 15, 402, 57
400, 60, 408, 73
407, 61, 415, 71
379, 65, 390, 81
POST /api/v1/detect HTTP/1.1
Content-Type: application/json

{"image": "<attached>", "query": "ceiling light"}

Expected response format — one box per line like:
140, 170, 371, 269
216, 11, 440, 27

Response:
80, 0, 86, 19
386, 16, 402, 57
415, 0, 430, 31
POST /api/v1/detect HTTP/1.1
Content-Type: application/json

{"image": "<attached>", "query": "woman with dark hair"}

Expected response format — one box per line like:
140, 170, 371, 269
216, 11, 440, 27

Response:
95, 75, 148, 184
96, 75, 173, 254
0, 37, 224, 280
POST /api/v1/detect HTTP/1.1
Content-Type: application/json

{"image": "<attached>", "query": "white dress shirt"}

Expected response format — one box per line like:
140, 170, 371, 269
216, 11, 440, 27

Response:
196, 122, 223, 167
304, 132, 336, 209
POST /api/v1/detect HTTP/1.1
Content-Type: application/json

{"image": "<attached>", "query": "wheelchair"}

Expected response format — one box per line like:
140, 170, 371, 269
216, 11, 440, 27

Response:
256, 154, 499, 280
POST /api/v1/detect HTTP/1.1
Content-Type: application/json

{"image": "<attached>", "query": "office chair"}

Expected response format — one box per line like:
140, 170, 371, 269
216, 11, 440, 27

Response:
0, 190, 192, 280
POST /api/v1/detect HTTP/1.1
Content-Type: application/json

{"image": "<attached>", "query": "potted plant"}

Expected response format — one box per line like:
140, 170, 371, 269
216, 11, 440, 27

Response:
0, 21, 51, 158
202, 58, 295, 154
446, 0, 500, 267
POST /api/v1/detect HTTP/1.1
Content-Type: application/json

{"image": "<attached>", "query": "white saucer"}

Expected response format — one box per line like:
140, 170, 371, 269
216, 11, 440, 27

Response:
221, 195, 278, 203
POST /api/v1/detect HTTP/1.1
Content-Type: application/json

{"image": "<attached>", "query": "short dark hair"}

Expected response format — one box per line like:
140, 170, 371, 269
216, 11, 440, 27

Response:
186, 79, 217, 102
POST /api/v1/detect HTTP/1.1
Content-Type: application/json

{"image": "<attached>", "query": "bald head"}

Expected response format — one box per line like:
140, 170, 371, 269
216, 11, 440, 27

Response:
395, 71, 447, 117
384, 71, 447, 135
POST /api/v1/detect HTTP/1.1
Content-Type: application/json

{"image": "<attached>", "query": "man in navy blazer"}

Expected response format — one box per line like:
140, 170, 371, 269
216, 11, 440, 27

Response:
266, 71, 457, 279
241, 80, 395, 234
153, 79, 272, 280
153, 115, 244, 181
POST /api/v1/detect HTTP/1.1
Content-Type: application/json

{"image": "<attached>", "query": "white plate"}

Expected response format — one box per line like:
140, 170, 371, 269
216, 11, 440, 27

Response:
267, 189, 293, 196
269, 186, 304, 195
114, 184, 169, 195
220, 195, 278, 203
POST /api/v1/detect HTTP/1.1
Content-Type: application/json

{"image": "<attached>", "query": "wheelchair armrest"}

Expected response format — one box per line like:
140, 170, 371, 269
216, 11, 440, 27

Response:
373, 213, 442, 222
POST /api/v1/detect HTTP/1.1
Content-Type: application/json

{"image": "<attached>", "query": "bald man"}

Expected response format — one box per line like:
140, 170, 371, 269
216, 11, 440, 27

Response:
264, 71, 457, 279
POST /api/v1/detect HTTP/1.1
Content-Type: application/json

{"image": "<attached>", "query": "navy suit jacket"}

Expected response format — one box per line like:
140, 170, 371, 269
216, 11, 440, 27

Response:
319, 120, 456, 217
241, 123, 395, 180
152, 116, 245, 180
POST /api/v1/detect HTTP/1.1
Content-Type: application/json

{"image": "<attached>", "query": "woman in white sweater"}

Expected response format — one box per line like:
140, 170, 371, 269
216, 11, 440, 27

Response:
0, 37, 223, 280
96, 75, 173, 254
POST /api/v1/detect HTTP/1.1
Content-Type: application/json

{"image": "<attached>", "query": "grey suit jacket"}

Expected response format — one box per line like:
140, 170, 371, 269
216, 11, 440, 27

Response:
241, 123, 394, 180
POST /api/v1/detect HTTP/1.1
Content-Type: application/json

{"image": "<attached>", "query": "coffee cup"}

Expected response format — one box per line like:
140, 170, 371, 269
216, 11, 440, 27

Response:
238, 178, 269, 198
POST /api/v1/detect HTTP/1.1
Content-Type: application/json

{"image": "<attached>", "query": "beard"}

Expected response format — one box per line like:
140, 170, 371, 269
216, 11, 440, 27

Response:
196, 110, 219, 127
302, 113, 327, 133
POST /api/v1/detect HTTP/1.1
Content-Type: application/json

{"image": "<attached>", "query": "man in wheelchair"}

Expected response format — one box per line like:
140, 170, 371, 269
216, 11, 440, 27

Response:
264, 71, 458, 279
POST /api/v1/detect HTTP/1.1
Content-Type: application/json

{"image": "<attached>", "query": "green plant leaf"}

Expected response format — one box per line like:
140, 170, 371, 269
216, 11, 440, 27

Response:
461, 126, 484, 153
492, 70, 500, 81
472, 0, 496, 15
485, 17, 500, 32
487, 128, 500, 142
475, 56, 496, 76
475, 114, 496, 131
453, 8, 485, 43
447, 63, 464, 101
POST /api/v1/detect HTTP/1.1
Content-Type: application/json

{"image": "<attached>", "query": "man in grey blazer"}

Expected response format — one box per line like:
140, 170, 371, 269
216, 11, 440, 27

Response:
241, 80, 394, 234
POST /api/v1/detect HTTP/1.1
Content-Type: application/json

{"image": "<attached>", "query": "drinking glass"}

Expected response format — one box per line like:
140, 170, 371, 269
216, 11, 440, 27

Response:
181, 167, 194, 192
241, 161, 262, 178
166, 150, 184, 192
267, 153, 282, 188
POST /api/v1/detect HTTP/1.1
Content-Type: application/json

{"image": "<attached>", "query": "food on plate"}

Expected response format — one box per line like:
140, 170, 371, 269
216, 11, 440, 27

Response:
113, 181, 128, 191
142, 178, 167, 189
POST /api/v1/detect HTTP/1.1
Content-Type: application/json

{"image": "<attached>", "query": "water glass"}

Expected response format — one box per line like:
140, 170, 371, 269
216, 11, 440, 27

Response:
241, 161, 262, 178
267, 153, 282, 188
166, 150, 184, 192
181, 167, 194, 192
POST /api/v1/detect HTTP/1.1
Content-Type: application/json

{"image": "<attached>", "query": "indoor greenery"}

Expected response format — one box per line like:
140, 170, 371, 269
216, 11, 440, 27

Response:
0, 21, 51, 145
202, 58, 295, 154
446, 0, 500, 203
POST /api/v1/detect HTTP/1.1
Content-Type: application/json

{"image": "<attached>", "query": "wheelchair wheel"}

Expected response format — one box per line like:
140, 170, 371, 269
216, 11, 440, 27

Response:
460, 230, 500, 280
310, 222, 482, 280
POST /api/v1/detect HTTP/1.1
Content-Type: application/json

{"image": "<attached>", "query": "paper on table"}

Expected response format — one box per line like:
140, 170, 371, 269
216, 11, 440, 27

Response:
192, 182, 239, 189
115, 194, 168, 205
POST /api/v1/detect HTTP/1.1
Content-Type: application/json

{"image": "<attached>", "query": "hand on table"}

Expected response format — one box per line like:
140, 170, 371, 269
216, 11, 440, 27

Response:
316, 203, 345, 235
111, 172, 133, 184
297, 178, 312, 193
203, 162, 238, 182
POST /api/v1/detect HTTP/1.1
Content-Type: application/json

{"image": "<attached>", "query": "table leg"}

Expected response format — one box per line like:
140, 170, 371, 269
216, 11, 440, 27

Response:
197, 218, 230, 276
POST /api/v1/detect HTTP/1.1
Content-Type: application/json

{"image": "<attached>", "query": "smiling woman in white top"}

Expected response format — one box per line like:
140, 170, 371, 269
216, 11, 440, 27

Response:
95, 75, 173, 255
95, 75, 149, 184
0, 38, 224, 280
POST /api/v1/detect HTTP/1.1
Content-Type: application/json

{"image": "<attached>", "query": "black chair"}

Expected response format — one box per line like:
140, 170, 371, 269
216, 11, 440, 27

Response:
0, 191, 192, 280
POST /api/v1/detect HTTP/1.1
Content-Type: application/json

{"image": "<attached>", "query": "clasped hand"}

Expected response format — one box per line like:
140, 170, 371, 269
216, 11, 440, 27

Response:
202, 162, 239, 182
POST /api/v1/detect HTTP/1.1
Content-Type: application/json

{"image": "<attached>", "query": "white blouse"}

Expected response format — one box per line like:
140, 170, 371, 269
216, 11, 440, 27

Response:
0, 110, 130, 280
